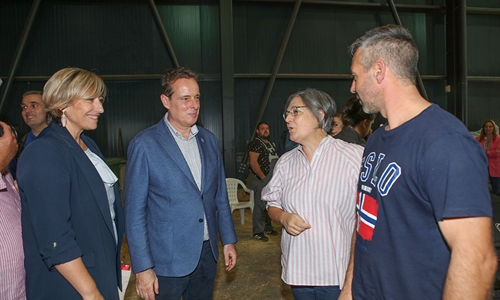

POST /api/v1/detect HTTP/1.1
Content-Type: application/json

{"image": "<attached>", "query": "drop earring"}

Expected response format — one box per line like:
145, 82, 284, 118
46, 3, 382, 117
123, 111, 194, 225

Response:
61, 111, 67, 127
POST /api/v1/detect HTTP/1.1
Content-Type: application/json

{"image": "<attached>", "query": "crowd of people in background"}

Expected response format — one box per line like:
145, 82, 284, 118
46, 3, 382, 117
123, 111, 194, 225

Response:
0, 24, 498, 300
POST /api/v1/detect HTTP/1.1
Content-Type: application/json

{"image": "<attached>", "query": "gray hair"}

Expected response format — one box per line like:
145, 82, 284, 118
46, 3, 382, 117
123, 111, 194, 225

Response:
285, 88, 337, 133
349, 24, 419, 85
22, 90, 42, 98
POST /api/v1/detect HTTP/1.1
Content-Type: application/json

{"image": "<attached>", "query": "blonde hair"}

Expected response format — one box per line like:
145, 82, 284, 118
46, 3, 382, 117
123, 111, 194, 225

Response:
43, 68, 107, 124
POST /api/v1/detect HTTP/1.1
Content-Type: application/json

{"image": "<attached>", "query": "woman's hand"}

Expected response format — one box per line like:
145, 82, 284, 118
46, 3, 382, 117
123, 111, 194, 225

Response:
280, 212, 311, 236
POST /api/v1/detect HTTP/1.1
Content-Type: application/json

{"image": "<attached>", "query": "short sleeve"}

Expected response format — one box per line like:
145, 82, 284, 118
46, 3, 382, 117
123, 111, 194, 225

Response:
422, 133, 492, 220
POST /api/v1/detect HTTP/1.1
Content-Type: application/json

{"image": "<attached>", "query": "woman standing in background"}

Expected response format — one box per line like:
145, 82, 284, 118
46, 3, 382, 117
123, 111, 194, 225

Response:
333, 97, 375, 146
476, 120, 500, 195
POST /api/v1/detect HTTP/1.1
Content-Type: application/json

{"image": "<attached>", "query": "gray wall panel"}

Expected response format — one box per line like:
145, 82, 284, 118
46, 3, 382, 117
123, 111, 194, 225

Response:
468, 14, 500, 76
468, 82, 500, 131
1, 0, 495, 168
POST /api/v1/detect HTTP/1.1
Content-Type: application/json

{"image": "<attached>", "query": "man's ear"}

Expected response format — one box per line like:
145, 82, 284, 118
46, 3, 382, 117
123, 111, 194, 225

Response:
374, 59, 386, 84
160, 94, 170, 110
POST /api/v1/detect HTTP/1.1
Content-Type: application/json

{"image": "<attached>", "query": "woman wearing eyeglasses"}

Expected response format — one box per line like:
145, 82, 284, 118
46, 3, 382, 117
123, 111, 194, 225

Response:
262, 88, 363, 300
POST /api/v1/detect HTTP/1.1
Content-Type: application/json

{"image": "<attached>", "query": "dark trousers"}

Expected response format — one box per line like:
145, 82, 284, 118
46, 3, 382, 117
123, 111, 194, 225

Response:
156, 241, 216, 300
291, 285, 341, 300
251, 174, 274, 235
490, 175, 500, 195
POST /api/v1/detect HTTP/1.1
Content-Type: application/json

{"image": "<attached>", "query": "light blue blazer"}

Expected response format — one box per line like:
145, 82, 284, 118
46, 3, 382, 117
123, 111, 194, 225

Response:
124, 119, 237, 277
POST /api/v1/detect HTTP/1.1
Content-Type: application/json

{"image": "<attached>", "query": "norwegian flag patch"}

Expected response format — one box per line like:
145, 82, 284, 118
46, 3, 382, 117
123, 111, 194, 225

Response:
357, 192, 378, 241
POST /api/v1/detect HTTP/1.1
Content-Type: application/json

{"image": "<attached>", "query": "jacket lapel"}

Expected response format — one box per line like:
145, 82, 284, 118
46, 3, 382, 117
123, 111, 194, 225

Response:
53, 125, 115, 242
156, 120, 199, 191
196, 131, 208, 193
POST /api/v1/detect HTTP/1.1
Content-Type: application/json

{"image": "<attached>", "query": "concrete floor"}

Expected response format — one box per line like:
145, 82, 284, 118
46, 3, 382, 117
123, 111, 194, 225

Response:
121, 208, 292, 300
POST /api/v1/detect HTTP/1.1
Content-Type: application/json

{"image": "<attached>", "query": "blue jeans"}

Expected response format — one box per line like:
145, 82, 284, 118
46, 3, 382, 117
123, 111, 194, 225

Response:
291, 285, 341, 300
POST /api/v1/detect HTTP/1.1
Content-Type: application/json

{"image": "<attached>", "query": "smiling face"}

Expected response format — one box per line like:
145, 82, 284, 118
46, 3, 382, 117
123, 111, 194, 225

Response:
161, 78, 200, 135
484, 121, 495, 136
285, 97, 321, 145
350, 49, 382, 115
63, 97, 104, 137
21, 94, 47, 133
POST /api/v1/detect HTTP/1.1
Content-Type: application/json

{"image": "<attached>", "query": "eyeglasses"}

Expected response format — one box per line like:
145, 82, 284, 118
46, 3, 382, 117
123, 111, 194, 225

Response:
283, 105, 306, 120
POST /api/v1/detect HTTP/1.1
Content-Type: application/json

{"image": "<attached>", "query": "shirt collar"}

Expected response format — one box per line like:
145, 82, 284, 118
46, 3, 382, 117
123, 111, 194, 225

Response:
163, 112, 199, 141
0, 172, 8, 190
297, 135, 330, 156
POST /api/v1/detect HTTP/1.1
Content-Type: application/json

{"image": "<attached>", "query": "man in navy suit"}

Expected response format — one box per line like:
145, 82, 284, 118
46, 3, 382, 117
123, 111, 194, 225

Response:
125, 67, 237, 300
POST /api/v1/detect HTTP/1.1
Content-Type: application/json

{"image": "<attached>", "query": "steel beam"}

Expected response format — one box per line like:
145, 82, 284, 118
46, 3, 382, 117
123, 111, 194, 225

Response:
0, 0, 41, 114
456, 0, 467, 125
0, 73, 447, 82
219, 0, 236, 177
234, 0, 444, 13
147, 0, 179, 68
237, 0, 301, 174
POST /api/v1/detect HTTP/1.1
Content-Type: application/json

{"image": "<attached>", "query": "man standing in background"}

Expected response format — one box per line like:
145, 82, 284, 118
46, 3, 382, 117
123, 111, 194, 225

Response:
9, 91, 47, 179
247, 122, 279, 241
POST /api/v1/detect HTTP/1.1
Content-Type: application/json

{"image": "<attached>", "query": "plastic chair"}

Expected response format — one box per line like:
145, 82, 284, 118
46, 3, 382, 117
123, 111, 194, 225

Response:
226, 178, 254, 224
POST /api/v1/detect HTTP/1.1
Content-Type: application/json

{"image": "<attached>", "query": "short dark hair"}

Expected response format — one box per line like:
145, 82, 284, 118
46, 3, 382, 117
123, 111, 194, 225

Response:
342, 98, 376, 127
256, 122, 268, 130
161, 67, 198, 98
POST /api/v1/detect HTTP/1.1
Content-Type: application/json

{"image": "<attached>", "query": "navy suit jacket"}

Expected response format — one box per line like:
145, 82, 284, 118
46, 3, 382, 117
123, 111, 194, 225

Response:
17, 123, 125, 300
125, 118, 237, 276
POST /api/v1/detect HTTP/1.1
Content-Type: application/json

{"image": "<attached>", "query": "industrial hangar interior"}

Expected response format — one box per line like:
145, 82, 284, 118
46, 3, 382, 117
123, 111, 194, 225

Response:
1, 0, 499, 178
1, 1, 500, 299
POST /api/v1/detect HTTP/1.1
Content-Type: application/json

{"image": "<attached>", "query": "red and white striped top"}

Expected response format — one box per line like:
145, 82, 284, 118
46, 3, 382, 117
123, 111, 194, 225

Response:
262, 136, 362, 287
0, 171, 26, 300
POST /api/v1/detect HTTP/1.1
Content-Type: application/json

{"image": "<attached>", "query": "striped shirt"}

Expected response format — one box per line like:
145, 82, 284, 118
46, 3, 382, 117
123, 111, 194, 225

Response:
262, 136, 362, 287
0, 171, 26, 300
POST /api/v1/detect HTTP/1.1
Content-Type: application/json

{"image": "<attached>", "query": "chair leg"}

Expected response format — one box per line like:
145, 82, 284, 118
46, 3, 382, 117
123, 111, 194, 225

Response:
239, 209, 245, 224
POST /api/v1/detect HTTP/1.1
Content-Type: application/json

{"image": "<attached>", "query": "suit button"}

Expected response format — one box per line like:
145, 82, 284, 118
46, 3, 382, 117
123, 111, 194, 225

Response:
199, 219, 203, 222
201, 195, 204, 199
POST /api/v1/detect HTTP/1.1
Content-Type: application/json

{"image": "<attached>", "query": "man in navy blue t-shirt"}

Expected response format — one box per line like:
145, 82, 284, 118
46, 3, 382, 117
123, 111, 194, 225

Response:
339, 25, 497, 300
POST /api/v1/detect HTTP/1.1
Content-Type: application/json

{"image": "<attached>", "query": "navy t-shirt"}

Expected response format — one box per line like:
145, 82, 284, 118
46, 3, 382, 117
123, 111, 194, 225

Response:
352, 104, 492, 299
